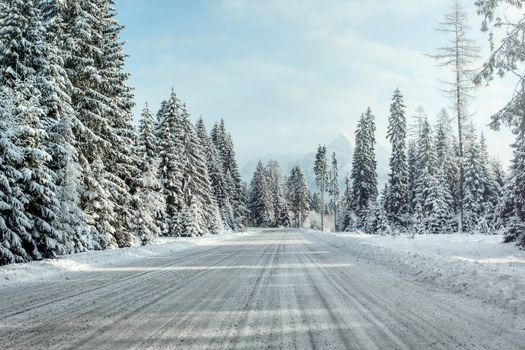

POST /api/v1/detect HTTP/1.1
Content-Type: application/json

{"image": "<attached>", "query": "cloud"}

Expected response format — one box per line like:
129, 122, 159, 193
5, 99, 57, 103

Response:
123, 0, 516, 166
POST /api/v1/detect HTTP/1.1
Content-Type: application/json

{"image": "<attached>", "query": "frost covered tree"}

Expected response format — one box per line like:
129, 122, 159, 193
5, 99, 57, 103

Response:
435, 109, 460, 215
327, 152, 340, 231
408, 106, 427, 140
430, 0, 481, 233
287, 166, 311, 228
475, 0, 525, 246
414, 118, 437, 220
351, 108, 378, 217
132, 103, 165, 243
248, 161, 274, 227
157, 90, 184, 235
407, 140, 419, 215
39, 0, 91, 253
314, 145, 328, 231
425, 168, 454, 234
97, 0, 142, 246
463, 134, 487, 233
266, 161, 290, 228
364, 200, 390, 235
385, 89, 409, 226
178, 107, 220, 236
211, 119, 244, 227
196, 117, 232, 230
53, 0, 139, 248
338, 176, 354, 232
0, 0, 67, 259
0, 90, 40, 264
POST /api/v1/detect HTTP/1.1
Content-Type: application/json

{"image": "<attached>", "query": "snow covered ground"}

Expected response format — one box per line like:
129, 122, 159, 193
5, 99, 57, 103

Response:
315, 231, 525, 314
0, 229, 524, 349
0, 230, 253, 288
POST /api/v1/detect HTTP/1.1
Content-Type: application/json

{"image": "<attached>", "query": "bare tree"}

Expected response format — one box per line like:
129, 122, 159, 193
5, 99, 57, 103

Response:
429, 0, 480, 233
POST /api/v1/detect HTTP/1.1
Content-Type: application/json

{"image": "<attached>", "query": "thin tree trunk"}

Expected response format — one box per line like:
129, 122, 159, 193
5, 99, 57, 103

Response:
334, 202, 337, 232
321, 184, 324, 231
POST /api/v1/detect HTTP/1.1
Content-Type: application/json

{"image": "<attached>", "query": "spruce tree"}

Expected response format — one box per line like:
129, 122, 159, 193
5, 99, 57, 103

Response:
351, 108, 378, 217
211, 120, 244, 227
58, 0, 123, 248
0, 90, 39, 264
179, 108, 219, 236
196, 117, 232, 230
266, 160, 289, 228
287, 166, 311, 228
407, 140, 418, 215
385, 89, 409, 227
338, 176, 354, 232
157, 90, 184, 235
435, 109, 460, 217
463, 132, 489, 232
328, 152, 340, 231
314, 145, 328, 231
248, 161, 274, 227
0, 0, 65, 258
414, 118, 437, 221
133, 103, 164, 243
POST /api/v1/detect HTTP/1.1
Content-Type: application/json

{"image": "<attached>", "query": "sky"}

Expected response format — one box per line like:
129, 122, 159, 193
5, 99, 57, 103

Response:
116, 0, 517, 167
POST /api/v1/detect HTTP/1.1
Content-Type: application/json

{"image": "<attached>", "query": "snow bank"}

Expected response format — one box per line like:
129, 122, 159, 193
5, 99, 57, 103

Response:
312, 231, 525, 314
0, 230, 255, 288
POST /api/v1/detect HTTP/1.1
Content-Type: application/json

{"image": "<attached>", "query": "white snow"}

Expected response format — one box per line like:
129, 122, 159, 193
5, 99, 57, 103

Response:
0, 230, 254, 288
2, 228, 524, 317
312, 231, 525, 314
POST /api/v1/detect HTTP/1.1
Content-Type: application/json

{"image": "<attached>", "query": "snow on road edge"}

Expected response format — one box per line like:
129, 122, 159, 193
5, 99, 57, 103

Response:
0, 230, 258, 288
309, 231, 525, 314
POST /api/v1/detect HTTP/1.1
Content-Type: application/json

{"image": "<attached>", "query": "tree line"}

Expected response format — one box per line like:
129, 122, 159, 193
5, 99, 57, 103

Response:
0, 0, 247, 266
248, 0, 525, 249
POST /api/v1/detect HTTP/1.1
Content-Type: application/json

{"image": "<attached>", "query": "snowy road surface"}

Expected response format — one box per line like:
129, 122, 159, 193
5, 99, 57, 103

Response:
0, 229, 524, 349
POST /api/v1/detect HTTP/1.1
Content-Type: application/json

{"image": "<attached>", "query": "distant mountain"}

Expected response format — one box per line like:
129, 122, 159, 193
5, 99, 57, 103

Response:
241, 132, 389, 192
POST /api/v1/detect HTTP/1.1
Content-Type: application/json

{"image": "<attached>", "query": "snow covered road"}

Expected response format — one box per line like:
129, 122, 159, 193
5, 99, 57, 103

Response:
0, 229, 524, 349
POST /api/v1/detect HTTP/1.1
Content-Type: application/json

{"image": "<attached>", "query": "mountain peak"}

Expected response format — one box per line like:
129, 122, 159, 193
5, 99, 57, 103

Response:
329, 131, 352, 148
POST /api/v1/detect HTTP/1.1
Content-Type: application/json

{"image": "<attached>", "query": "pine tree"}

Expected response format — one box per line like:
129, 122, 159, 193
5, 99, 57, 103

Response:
408, 106, 427, 140
266, 160, 289, 228
364, 200, 390, 235
407, 140, 418, 215
314, 145, 328, 231
0, 90, 39, 264
179, 108, 219, 236
211, 119, 244, 227
97, 0, 142, 247
327, 152, 340, 231
434, 109, 460, 218
248, 161, 274, 227
385, 89, 409, 227
157, 89, 184, 235
39, 0, 90, 253
310, 192, 321, 213
338, 176, 354, 232
196, 117, 232, 230
56, 0, 126, 248
132, 103, 164, 243
351, 107, 378, 217
425, 168, 454, 234
0, 0, 66, 259
287, 166, 311, 228
414, 118, 437, 221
